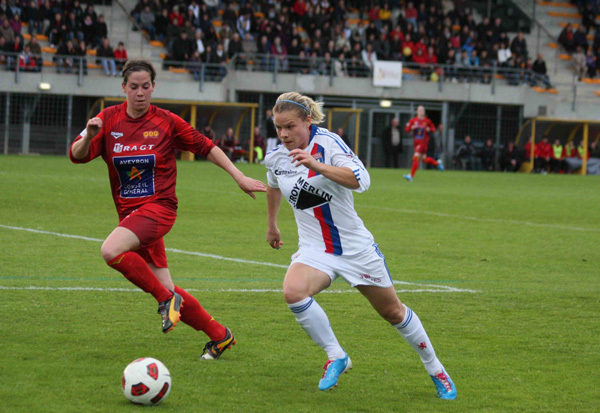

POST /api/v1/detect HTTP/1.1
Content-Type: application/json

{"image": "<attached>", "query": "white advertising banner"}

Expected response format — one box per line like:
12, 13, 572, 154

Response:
373, 61, 403, 88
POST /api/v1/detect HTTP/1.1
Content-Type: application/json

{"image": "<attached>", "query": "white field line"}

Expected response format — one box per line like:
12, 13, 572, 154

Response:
0, 224, 478, 293
358, 205, 600, 233
0, 285, 477, 294
3, 170, 597, 232
0, 224, 287, 269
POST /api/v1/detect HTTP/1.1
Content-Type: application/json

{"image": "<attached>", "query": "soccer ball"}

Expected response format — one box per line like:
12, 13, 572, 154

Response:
122, 357, 172, 405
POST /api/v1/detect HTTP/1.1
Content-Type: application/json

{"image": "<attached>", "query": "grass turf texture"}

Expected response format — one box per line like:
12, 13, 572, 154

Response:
0, 155, 598, 412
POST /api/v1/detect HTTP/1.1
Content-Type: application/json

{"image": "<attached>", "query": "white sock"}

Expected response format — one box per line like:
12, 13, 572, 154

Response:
393, 305, 443, 376
288, 297, 346, 361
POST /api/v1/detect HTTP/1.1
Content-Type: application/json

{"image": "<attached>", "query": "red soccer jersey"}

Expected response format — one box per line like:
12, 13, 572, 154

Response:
70, 102, 215, 218
535, 141, 552, 158
405, 116, 436, 148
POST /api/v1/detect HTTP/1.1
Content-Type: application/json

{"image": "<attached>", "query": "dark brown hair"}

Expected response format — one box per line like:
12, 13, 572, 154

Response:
121, 58, 156, 84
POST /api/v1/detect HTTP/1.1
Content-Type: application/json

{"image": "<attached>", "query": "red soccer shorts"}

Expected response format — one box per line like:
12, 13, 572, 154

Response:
415, 142, 428, 155
118, 203, 177, 268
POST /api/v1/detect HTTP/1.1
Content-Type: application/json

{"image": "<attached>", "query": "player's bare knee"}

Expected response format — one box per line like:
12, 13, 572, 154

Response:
283, 284, 309, 304
383, 306, 404, 325
101, 241, 121, 262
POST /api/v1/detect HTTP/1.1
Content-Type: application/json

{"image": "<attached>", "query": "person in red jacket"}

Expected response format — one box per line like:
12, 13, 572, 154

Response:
70, 58, 266, 359
534, 137, 552, 173
113, 41, 128, 72
292, 0, 307, 22
403, 105, 443, 181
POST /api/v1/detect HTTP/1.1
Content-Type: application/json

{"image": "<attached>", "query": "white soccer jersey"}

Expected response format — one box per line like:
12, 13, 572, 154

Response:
265, 125, 373, 256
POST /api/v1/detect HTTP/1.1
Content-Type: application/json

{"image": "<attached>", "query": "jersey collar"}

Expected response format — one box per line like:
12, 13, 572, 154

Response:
308, 124, 318, 145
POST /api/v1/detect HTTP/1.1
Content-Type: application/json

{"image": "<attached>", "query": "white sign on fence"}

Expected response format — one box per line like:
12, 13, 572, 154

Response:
373, 61, 403, 88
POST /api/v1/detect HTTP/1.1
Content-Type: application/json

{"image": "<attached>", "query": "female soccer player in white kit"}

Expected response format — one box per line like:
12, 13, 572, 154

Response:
264, 92, 457, 399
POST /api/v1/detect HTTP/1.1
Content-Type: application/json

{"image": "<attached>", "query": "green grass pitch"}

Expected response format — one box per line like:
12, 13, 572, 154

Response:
0, 155, 598, 412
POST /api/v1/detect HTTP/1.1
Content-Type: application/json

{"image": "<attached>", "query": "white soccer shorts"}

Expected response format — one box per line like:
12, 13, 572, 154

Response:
290, 243, 393, 288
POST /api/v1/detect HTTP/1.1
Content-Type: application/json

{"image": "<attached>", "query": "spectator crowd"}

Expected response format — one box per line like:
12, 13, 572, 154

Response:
124, 0, 550, 87
0, 0, 127, 75
0, 0, 556, 86
557, 0, 600, 81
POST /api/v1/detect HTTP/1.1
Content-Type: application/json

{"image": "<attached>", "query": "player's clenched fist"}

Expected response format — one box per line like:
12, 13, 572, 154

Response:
86, 117, 103, 139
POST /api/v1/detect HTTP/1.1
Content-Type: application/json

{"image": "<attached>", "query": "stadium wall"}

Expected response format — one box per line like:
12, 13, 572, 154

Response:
0, 70, 537, 164
1, 68, 548, 116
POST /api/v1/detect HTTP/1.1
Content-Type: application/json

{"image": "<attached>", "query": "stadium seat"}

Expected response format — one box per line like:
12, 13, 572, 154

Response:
169, 67, 189, 74
558, 22, 579, 28
402, 68, 420, 75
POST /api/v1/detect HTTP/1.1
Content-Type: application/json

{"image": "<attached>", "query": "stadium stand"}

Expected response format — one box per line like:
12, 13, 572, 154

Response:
1, 0, 599, 173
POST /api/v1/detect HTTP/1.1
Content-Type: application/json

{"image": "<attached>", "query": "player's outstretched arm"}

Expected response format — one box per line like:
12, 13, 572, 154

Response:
71, 117, 102, 160
288, 149, 359, 190
206, 146, 266, 199
266, 185, 284, 249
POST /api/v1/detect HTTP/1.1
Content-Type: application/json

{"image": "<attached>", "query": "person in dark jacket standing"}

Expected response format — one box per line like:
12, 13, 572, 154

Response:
382, 118, 403, 168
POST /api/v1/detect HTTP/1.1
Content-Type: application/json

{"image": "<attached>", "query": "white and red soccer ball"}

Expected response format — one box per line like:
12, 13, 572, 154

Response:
122, 357, 171, 405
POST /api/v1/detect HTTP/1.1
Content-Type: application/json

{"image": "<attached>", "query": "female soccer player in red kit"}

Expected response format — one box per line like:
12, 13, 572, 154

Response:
70, 58, 266, 359
403, 105, 443, 181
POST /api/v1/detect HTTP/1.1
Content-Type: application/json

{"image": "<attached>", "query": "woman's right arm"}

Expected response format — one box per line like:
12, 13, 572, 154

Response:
71, 117, 103, 160
266, 185, 284, 249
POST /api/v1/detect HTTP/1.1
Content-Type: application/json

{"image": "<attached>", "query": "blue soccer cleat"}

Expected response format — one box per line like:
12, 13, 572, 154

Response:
437, 159, 444, 171
430, 368, 457, 400
318, 353, 352, 391
403, 174, 413, 182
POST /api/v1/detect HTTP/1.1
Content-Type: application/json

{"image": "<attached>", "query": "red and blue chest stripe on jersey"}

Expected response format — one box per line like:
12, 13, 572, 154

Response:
307, 142, 325, 178
313, 203, 343, 255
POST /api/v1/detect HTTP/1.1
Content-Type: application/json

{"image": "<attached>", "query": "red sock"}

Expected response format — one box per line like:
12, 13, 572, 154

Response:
423, 157, 439, 166
174, 285, 227, 341
410, 156, 419, 177
107, 252, 172, 303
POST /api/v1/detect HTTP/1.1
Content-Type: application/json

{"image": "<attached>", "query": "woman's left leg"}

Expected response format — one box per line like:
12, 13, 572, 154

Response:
149, 263, 229, 341
357, 285, 443, 374
357, 285, 457, 399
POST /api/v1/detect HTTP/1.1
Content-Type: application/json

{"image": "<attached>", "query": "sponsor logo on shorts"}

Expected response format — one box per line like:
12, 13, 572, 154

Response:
111, 131, 124, 139
143, 130, 160, 138
359, 274, 382, 283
